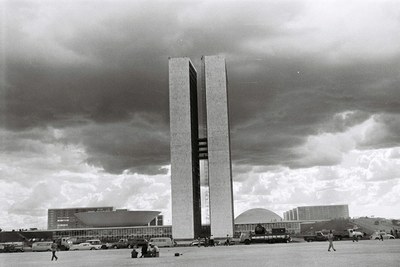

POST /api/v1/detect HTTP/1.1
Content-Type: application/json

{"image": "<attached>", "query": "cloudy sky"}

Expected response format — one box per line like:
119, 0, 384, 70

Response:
1, 0, 399, 230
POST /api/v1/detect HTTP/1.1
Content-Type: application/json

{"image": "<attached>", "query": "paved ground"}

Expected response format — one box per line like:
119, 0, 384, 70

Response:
1, 239, 399, 267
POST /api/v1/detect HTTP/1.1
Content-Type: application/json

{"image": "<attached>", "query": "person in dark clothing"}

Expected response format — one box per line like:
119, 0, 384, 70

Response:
51, 240, 58, 261
131, 245, 138, 258
209, 235, 215, 247
204, 237, 209, 247
352, 234, 358, 242
140, 243, 148, 257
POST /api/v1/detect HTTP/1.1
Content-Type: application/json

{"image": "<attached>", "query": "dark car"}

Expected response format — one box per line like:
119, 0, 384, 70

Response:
2, 244, 24, 253
113, 238, 148, 249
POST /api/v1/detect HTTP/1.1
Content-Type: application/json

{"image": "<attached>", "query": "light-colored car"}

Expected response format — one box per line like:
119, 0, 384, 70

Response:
70, 242, 101, 251
370, 232, 395, 240
86, 239, 102, 246
149, 237, 174, 247
32, 241, 53, 252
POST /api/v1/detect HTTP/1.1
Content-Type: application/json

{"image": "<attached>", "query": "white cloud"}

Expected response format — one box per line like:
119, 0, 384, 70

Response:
0, 127, 172, 230
233, 145, 400, 219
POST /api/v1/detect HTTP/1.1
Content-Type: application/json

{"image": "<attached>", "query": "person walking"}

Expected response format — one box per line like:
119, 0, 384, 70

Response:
352, 234, 358, 242
51, 240, 58, 261
210, 235, 215, 247
327, 230, 336, 252
225, 234, 231, 246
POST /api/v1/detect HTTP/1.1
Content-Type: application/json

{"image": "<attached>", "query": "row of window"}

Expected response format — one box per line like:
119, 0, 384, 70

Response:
53, 226, 173, 242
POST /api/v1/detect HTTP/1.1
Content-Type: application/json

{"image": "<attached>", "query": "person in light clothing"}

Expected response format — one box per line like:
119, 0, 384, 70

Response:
51, 240, 58, 261
327, 230, 336, 252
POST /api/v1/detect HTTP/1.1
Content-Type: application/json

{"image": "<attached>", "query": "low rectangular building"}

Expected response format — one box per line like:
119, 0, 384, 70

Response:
284, 205, 349, 221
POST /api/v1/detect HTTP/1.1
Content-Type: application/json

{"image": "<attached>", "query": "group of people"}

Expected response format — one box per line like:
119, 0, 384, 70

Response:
131, 242, 159, 258
196, 235, 218, 247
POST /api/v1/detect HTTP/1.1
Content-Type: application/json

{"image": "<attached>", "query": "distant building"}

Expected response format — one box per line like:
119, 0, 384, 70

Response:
48, 207, 161, 229
48, 207, 113, 229
148, 215, 163, 226
283, 205, 349, 221
234, 208, 301, 234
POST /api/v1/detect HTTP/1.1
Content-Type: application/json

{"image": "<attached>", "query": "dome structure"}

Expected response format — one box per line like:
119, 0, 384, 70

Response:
235, 208, 282, 224
75, 210, 160, 227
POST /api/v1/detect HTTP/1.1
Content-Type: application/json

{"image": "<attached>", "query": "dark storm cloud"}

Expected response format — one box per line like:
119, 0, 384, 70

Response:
63, 114, 170, 174
229, 56, 400, 168
2, 0, 400, 174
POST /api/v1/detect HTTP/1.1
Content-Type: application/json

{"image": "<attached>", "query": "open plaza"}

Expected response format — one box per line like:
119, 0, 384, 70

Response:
1, 239, 399, 267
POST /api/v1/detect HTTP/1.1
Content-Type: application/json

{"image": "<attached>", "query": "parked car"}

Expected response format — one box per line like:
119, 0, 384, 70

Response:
32, 241, 53, 252
112, 238, 148, 249
100, 243, 113, 249
1, 243, 24, 253
370, 232, 395, 240
190, 238, 206, 247
86, 239, 102, 246
70, 242, 101, 251
149, 237, 174, 247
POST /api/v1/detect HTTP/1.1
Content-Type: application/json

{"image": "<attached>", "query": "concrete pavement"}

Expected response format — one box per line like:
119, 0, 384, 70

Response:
1, 239, 399, 267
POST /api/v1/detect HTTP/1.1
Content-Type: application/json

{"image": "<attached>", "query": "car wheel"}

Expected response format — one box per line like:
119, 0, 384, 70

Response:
244, 239, 251, 245
375, 237, 379, 240
90, 248, 95, 250
113, 245, 118, 249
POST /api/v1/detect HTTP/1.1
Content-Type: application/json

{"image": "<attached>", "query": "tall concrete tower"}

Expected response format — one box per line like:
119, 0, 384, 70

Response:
203, 55, 234, 238
169, 58, 202, 240
169, 55, 234, 240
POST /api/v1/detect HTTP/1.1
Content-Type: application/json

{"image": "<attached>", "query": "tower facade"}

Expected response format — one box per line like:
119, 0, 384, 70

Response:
203, 56, 234, 237
169, 56, 233, 240
169, 58, 202, 240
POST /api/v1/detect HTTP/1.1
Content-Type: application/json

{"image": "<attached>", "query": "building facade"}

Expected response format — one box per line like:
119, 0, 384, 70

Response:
283, 205, 349, 221
48, 207, 161, 230
48, 207, 113, 230
169, 56, 234, 240
169, 58, 202, 240
203, 56, 234, 238
149, 215, 164, 226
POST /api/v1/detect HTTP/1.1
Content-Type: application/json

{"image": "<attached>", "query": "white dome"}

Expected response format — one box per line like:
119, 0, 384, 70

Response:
235, 208, 282, 224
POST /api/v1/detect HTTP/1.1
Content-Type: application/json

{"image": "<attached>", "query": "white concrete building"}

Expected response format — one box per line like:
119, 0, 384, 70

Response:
169, 56, 234, 240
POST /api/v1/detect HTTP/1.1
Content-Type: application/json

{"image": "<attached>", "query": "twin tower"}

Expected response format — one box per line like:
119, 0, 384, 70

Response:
169, 56, 234, 240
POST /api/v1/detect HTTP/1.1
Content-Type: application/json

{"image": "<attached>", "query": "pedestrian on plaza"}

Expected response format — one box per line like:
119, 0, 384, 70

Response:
352, 234, 358, 242
327, 230, 336, 252
140, 242, 148, 257
50, 240, 58, 261
204, 236, 209, 247
197, 236, 201, 247
380, 233, 384, 241
210, 235, 215, 247
131, 245, 138, 258
149, 243, 159, 257
225, 234, 231, 246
